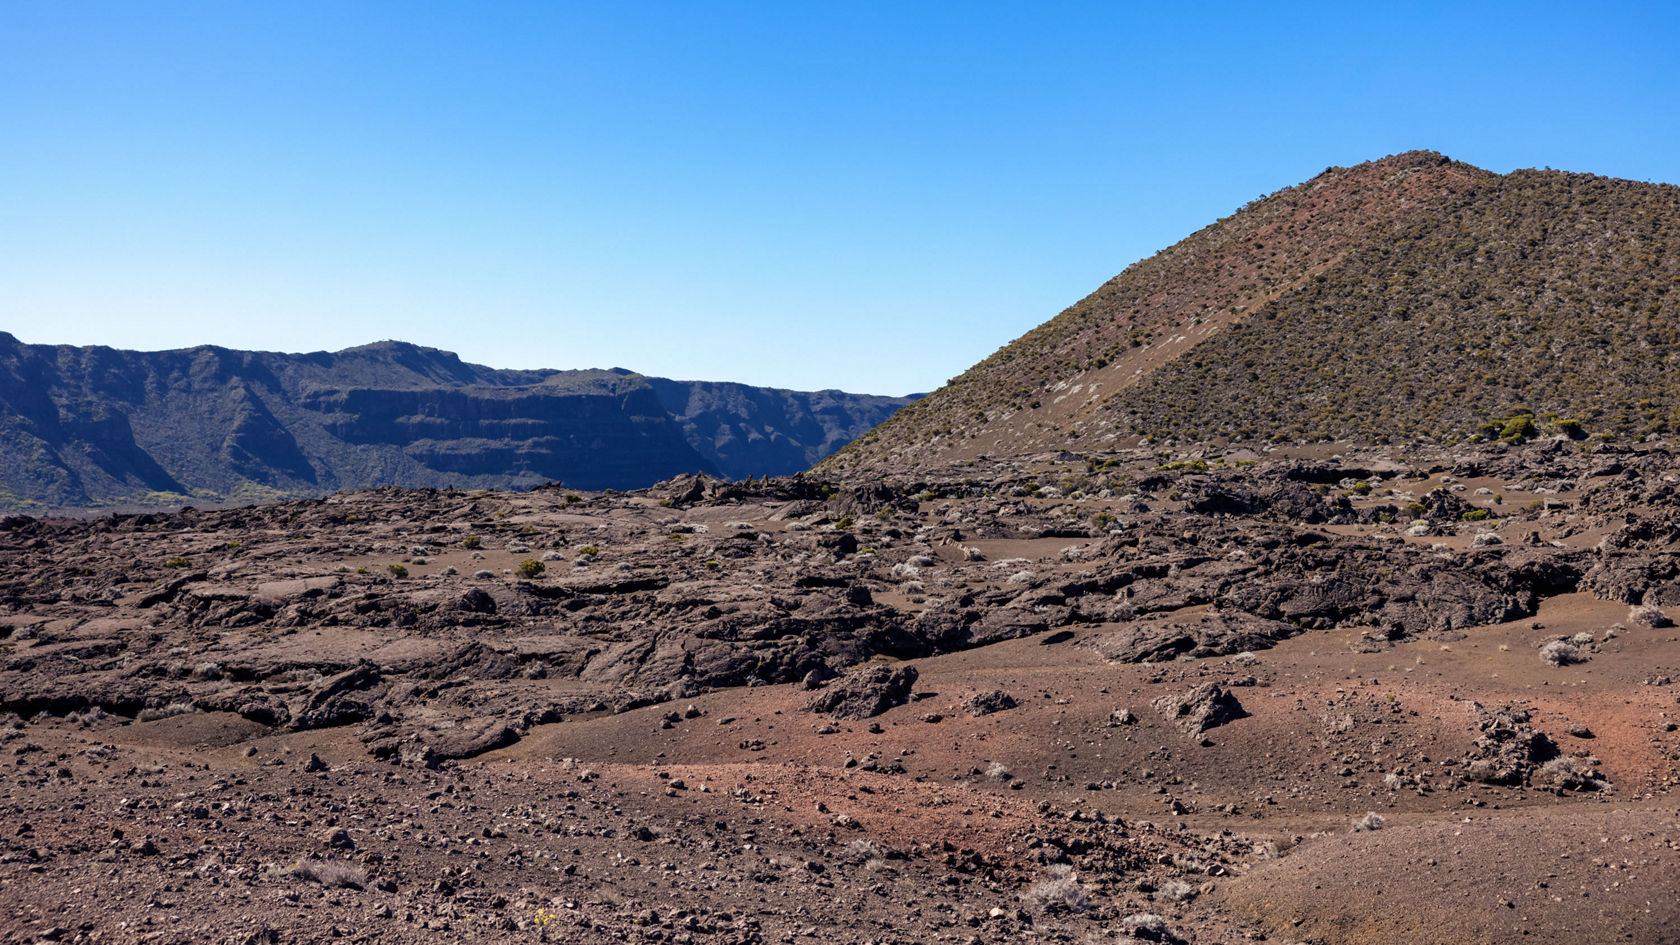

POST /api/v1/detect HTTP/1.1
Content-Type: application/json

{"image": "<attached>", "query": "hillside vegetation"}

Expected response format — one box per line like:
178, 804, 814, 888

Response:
823, 152, 1680, 473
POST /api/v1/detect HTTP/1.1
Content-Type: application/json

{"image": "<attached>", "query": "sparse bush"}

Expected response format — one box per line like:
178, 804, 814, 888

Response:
137, 701, 197, 723
578, 545, 599, 557
1121, 913, 1170, 941
164, 555, 190, 568
462, 534, 482, 549
1158, 879, 1197, 902
846, 838, 878, 863
386, 563, 408, 579
1026, 865, 1089, 913
1628, 605, 1672, 629
1536, 755, 1605, 791
1353, 812, 1386, 831
67, 706, 111, 728
1539, 639, 1585, 666
292, 858, 366, 889
1498, 415, 1538, 441
1170, 853, 1204, 873
516, 558, 545, 579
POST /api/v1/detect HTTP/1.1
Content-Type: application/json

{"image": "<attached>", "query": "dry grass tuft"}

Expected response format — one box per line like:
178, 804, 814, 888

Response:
292, 858, 366, 889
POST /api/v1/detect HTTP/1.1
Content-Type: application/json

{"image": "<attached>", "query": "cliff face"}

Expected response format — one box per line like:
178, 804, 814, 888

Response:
0, 337, 916, 509
645, 378, 922, 481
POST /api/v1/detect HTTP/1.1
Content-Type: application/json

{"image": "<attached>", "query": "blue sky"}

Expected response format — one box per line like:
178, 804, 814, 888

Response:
4, 2, 1678, 395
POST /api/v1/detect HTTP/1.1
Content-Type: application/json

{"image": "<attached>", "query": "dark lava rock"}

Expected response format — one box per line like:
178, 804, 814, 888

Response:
235, 697, 291, 728
1417, 487, 1478, 523
1187, 480, 1349, 524
457, 588, 497, 614
1152, 683, 1248, 734
1089, 611, 1295, 663
962, 689, 1018, 717
292, 663, 383, 731
1463, 703, 1558, 785
423, 718, 522, 760
653, 473, 716, 508
816, 532, 859, 559
806, 665, 918, 720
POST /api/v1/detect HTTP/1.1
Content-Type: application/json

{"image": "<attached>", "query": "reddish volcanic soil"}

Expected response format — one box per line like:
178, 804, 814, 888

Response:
3, 441, 1679, 943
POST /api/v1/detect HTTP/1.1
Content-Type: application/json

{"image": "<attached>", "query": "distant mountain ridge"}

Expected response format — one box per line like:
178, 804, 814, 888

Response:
821, 151, 1680, 475
0, 335, 917, 510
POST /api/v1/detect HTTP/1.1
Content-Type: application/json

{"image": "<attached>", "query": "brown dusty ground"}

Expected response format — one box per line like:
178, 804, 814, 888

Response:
3, 442, 1679, 944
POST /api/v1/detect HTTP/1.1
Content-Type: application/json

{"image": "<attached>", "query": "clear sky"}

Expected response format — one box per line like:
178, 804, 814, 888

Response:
4, 2, 1678, 396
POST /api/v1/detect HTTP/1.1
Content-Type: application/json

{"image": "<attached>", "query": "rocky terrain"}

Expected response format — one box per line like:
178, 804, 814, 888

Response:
7, 151, 1680, 945
4, 435, 1679, 944
0, 335, 917, 511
